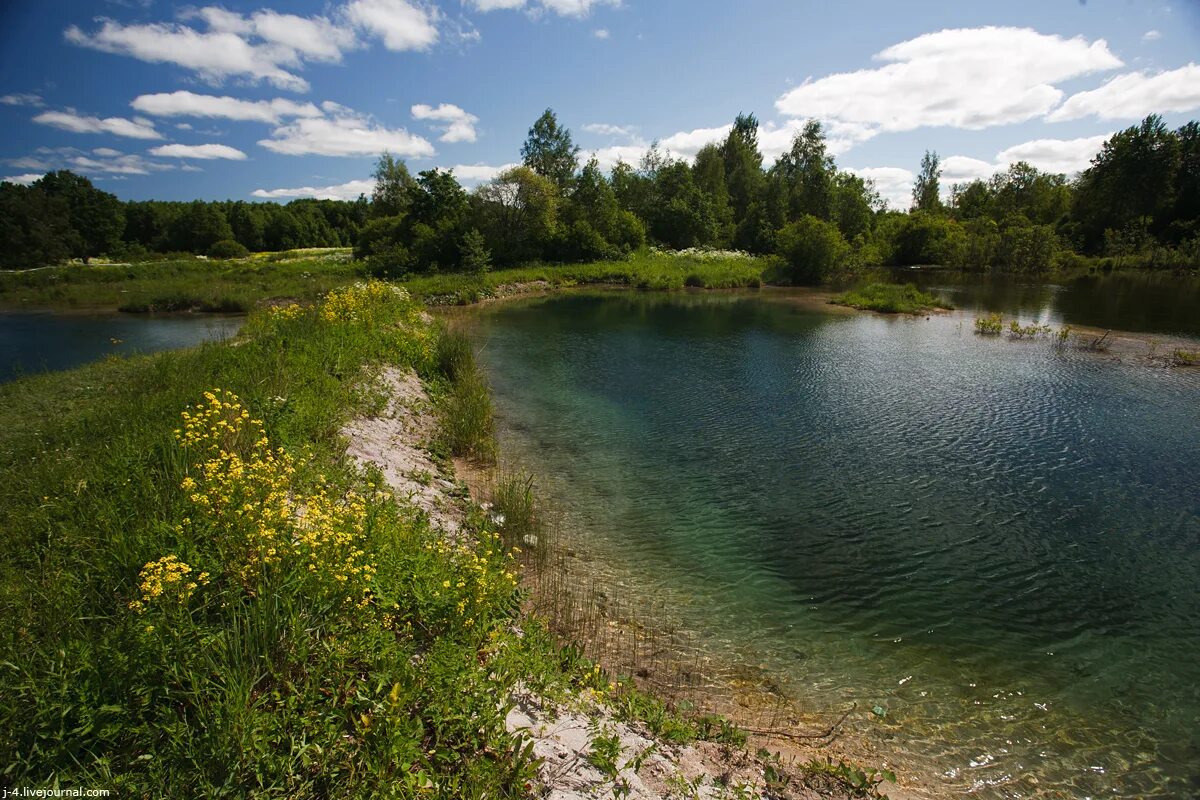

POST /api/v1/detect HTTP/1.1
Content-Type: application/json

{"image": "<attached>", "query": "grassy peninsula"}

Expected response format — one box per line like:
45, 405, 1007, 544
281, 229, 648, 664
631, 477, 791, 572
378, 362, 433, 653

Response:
831, 282, 953, 314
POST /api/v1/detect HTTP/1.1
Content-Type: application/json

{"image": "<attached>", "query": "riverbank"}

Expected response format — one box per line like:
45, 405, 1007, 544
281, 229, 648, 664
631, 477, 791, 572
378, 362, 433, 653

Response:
0, 283, 886, 798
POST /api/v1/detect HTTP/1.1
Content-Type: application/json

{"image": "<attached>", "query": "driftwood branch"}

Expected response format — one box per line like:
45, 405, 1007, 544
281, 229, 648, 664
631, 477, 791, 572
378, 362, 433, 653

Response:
736, 704, 855, 743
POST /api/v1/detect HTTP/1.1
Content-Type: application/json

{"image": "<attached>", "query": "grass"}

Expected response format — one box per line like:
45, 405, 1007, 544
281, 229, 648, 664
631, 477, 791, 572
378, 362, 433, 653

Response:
402, 250, 772, 304
831, 282, 953, 314
0, 256, 364, 312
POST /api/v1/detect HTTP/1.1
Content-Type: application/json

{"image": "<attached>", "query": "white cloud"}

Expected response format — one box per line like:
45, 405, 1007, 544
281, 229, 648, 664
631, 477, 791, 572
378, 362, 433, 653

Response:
1142, 30, 1162, 42
849, 166, 913, 210
65, 18, 312, 92
2, 173, 43, 185
776, 27, 1121, 140
131, 91, 322, 123
593, 28, 609, 39
343, 0, 439, 51
994, 134, 1111, 174
659, 124, 731, 159
33, 109, 162, 139
940, 155, 997, 184
582, 122, 637, 139
150, 143, 248, 160
258, 108, 435, 157
581, 145, 646, 171
448, 162, 518, 184
92, 147, 122, 157
0, 93, 45, 107
411, 102, 479, 142
245, 10, 357, 62
252, 178, 375, 200
7, 156, 52, 170
1046, 63, 1200, 122
68, 154, 174, 174
466, 0, 619, 17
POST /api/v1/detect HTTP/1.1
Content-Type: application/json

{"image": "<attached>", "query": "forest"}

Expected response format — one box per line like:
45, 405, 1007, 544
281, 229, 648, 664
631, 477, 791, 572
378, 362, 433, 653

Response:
2, 110, 1197, 279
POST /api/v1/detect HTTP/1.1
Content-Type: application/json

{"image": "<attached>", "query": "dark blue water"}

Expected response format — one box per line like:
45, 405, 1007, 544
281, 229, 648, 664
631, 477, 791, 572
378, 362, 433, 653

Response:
468, 290, 1200, 799
0, 312, 243, 382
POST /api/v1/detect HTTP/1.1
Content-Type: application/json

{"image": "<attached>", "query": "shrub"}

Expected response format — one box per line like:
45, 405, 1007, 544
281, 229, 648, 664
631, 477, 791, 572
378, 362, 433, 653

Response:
775, 215, 849, 284
207, 239, 249, 260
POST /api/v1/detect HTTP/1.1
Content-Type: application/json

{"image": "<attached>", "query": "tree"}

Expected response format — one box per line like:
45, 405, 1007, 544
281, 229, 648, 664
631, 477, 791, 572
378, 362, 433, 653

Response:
475, 166, 560, 264
169, 201, 233, 253
912, 150, 943, 213
721, 113, 765, 240
520, 109, 579, 191
830, 171, 878, 241
645, 161, 718, 249
776, 215, 849, 284
459, 228, 492, 273
34, 171, 124, 262
371, 152, 417, 218
777, 120, 834, 221
692, 144, 734, 245
0, 181, 74, 267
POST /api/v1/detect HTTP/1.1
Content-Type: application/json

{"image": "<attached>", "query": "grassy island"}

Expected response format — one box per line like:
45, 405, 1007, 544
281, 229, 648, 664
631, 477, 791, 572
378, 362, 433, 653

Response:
831, 282, 953, 314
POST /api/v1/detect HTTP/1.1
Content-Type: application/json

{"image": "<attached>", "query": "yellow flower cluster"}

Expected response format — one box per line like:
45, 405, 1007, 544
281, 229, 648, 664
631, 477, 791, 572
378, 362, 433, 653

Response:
320, 281, 410, 324
174, 389, 377, 603
268, 302, 305, 321
425, 531, 519, 625
128, 555, 209, 613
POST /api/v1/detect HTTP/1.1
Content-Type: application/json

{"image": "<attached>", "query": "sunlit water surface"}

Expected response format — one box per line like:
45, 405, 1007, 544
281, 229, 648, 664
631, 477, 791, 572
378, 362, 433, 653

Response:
466, 290, 1200, 799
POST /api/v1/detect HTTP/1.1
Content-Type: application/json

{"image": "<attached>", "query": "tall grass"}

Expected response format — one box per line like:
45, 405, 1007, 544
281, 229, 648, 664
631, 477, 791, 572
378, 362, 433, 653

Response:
434, 328, 497, 464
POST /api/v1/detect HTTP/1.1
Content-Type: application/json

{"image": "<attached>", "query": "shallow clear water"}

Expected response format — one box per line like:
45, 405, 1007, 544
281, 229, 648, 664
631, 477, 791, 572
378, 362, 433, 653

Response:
0, 312, 243, 382
467, 290, 1200, 799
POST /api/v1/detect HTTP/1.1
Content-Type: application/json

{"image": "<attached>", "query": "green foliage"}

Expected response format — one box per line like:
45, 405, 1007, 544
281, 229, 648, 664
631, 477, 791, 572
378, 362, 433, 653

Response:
207, 239, 249, 260
912, 150, 943, 213
776, 215, 849, 284
833, 282, 952, 314
459, 228, 492, 273
996, 221, 1058, 272
801, 756, 896, 798
521, 108, 580, 191
974, 313, 1004, 335
371, 152, 417, 218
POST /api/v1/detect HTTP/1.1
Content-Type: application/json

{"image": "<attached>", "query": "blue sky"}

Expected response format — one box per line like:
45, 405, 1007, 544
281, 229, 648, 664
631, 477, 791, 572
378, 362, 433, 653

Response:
1, 0, 1198, 207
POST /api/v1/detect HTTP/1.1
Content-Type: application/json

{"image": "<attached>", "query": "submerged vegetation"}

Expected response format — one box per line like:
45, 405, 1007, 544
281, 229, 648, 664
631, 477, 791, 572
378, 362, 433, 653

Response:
831, 282, 952, 314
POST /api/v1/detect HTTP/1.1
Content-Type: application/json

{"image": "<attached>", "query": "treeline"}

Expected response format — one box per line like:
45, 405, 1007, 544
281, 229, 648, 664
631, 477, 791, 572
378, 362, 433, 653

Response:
0, 173, 367, 268
2, 110, 1197, 276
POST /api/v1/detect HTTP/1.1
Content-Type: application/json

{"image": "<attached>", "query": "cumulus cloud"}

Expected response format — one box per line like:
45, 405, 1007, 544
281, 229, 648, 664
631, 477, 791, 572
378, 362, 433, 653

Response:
411, 102, 479, 142
10, 146, 176, 177
1143, 30, 1162, 42
466, 0, 619, 17
2, 173, 43, 185
343, 0, 439, 51
252, 178, 375, 200
258, 107, 435, 157
581, 122, 637, 139
776, 27, 1121, 142
994, 134, 1111, 174
33, 109, 162, 139
580, 145, 646, 171
65, 18, 313, 92
940, 156, 997, 184
1046, 63, 1200, 122
593, 28, 609, 39
149, 143, 248, 160
131, 91, 322, 123
0, 93, 45, 107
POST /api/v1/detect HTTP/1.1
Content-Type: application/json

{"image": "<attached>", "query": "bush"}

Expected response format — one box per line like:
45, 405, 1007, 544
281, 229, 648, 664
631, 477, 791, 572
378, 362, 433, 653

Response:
775, 215, 849, 284
207, 239, 249, 260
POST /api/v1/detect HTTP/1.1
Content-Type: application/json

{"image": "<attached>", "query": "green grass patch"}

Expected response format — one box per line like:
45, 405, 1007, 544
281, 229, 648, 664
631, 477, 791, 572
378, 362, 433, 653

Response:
402, 250, 769, 303
832, 282, 953, 314
0, 257, 364, 312
0, 284, 568, 796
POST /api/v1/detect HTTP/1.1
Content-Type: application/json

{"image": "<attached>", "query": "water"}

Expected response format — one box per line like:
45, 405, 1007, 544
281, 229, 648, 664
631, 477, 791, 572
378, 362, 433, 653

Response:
0, 312, 243, 382
465, 289, 1200, 799
897, 269, 1200, 338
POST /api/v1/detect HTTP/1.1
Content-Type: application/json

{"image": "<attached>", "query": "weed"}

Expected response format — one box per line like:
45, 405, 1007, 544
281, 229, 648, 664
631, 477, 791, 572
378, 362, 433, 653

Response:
831, 282, 952, 314
974, 313, 1004, 335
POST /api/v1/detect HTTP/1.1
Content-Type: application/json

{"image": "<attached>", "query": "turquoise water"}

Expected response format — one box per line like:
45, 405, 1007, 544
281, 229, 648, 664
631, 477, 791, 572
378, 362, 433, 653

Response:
0, 312, 243, 382
467, 290, 1200, 799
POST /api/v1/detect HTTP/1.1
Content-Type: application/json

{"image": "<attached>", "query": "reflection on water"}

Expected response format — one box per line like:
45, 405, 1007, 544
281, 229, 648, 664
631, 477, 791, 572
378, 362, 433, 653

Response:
0, 312, 243, 382
468, 290, 1200, 799
896, 268, 1200, 338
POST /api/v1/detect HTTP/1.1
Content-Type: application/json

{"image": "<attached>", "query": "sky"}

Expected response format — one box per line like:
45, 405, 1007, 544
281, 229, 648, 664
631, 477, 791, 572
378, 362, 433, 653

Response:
1, 0, 1198, 208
